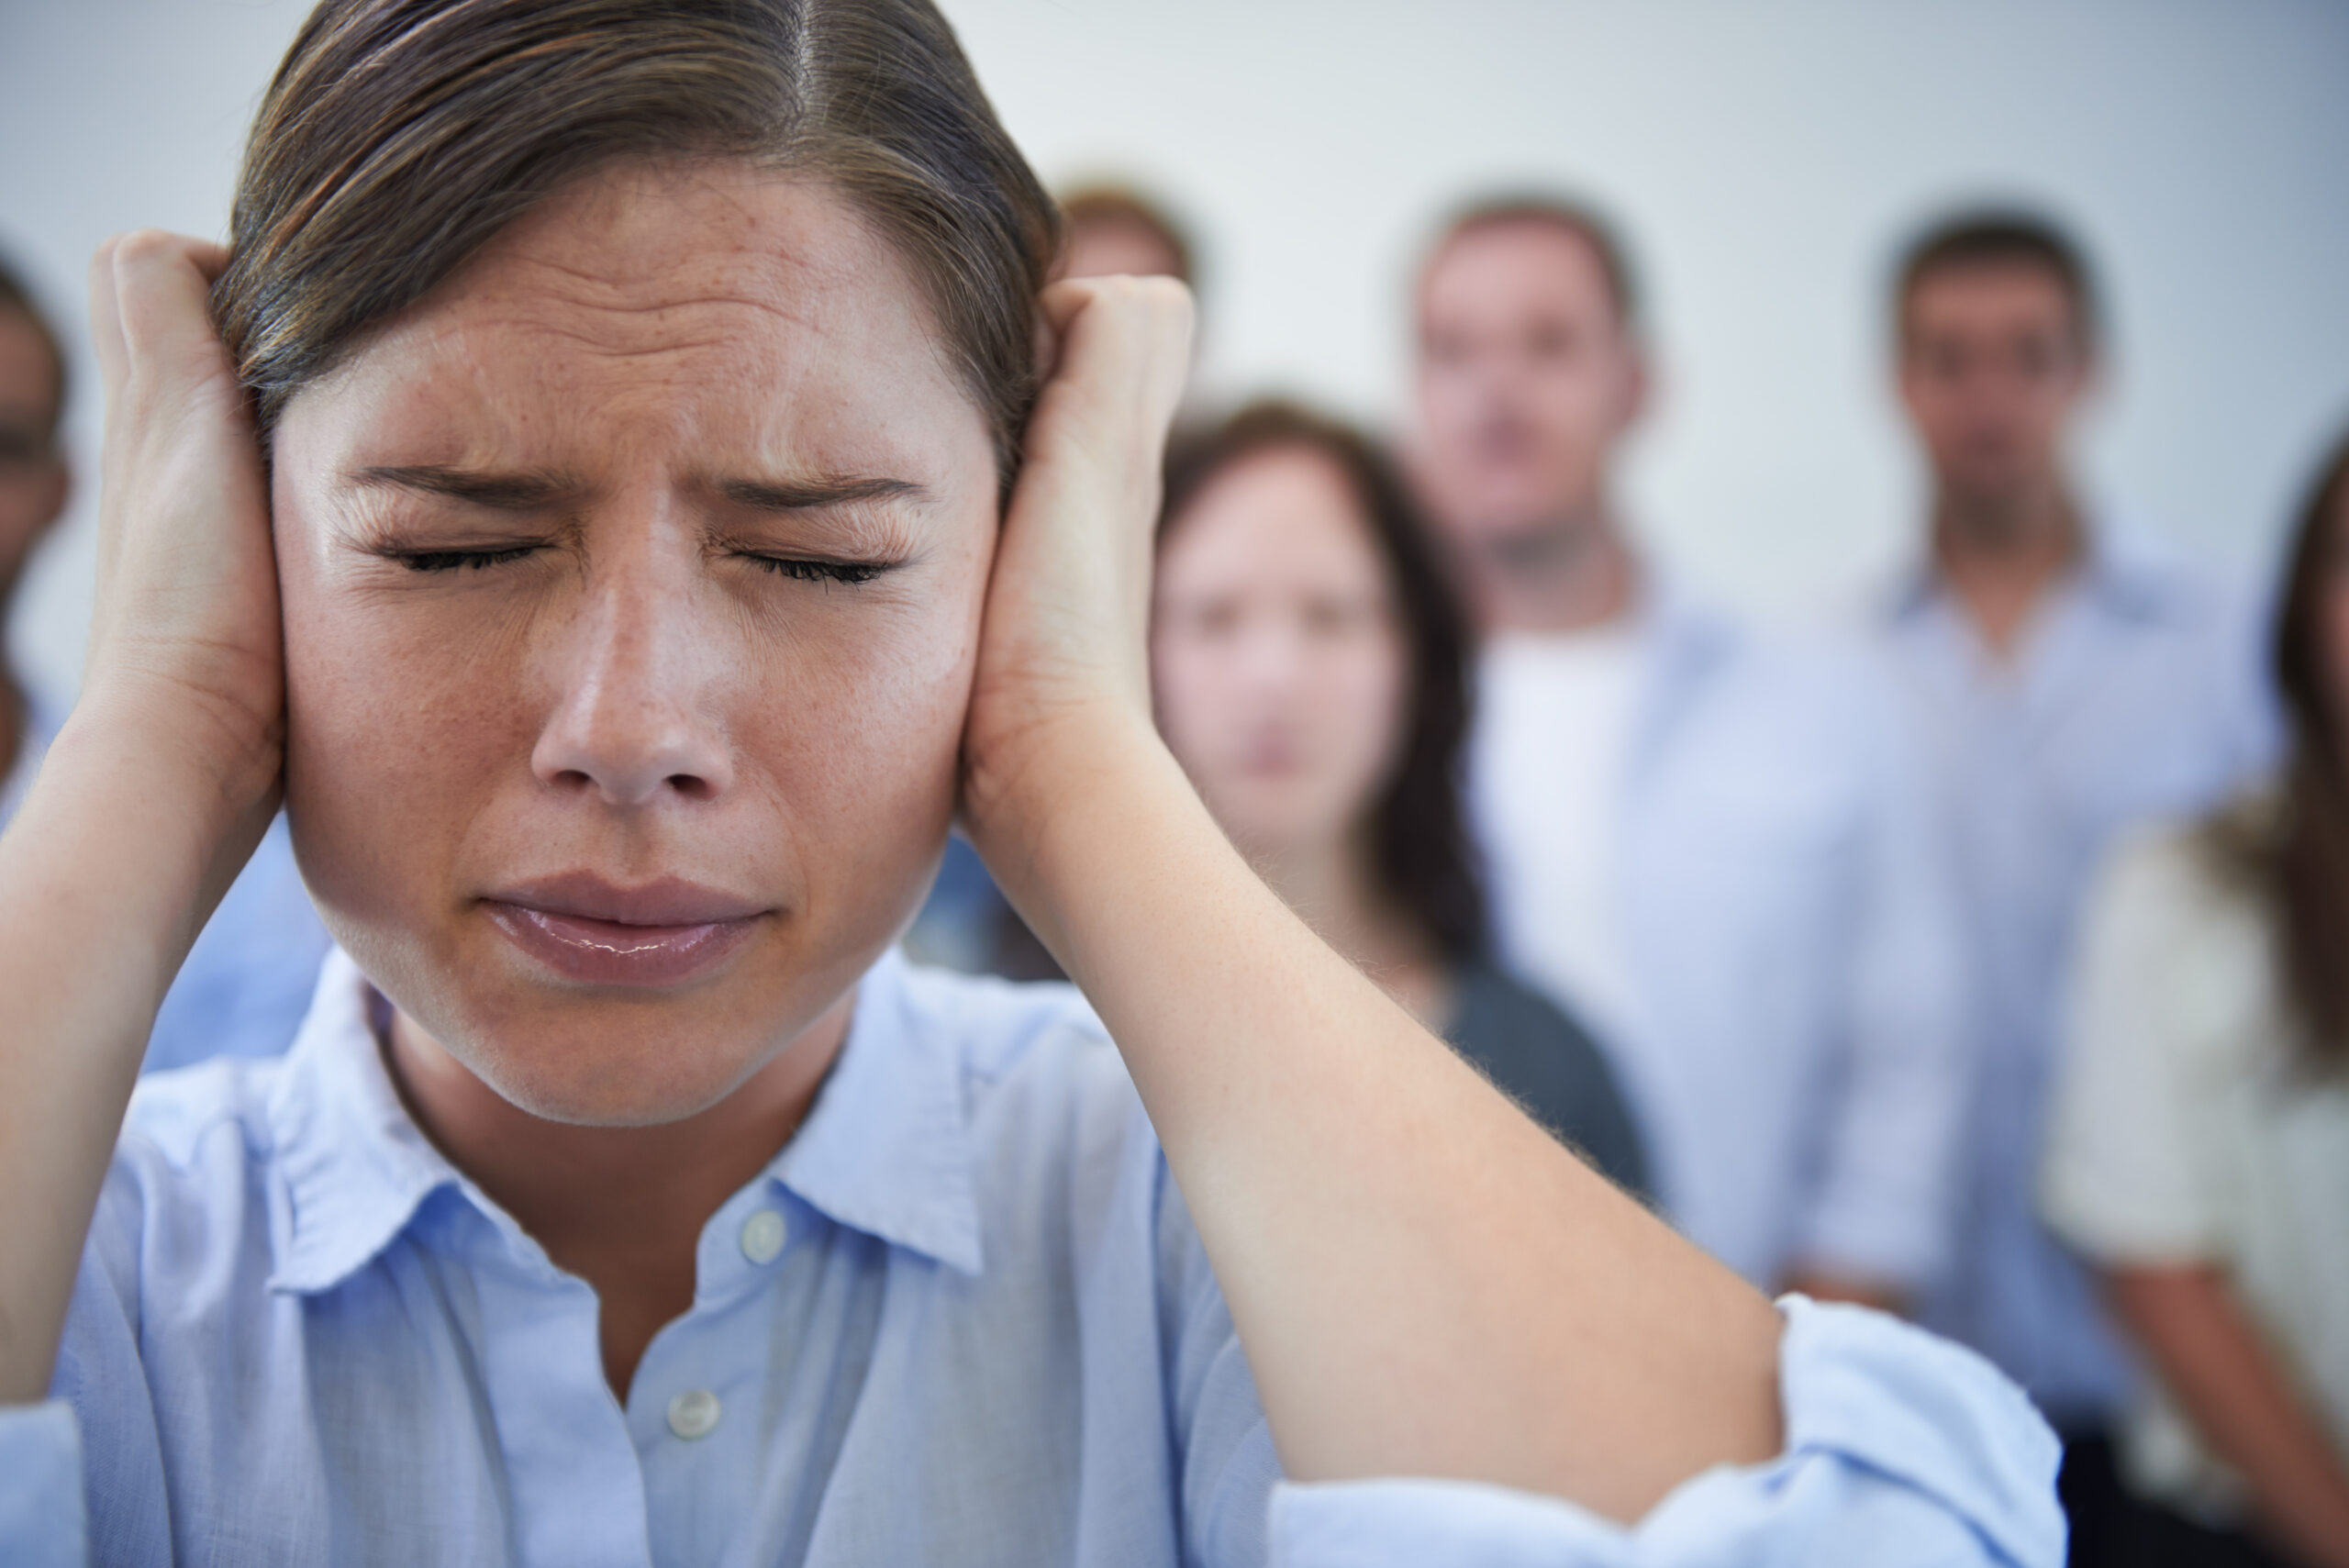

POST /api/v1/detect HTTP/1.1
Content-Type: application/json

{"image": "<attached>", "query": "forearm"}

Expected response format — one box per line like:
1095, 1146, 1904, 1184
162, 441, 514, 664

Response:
991, 721, 1783, 1522
0, 705, 258, 1403
2110, 1266, 2349, 1567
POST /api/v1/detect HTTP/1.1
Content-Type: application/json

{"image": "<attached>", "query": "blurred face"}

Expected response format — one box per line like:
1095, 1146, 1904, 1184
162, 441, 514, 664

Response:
1152, 444, 1407, 860
271, 162, 998, 1127
1898, 262, 2091, 510
1062, 215, 1184, 284
2322, 487, 2349, 726
1412, 220, 1642, 549
0, 308, 68, 590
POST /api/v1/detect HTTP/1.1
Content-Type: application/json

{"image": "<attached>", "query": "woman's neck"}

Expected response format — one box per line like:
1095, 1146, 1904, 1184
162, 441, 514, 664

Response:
1254, 831, 1449, 1027
383, 994, 852, 1396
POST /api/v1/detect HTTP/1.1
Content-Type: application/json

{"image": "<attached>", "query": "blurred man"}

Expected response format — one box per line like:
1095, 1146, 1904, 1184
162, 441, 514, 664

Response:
1872, 211, 2274, 1561
0, 251, 330, 1071
1058, 184, 1195, 288
1408, 196, 1966, 1311
909, 182, 1199, 981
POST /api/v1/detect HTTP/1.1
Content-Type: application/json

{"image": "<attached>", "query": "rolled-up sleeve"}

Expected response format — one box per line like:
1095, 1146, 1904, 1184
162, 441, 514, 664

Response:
1265, 1298, 2063, 1567
0, 1401, 87, 1568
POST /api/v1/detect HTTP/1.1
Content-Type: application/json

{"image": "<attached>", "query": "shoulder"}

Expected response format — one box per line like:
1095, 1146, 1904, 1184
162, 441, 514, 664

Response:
73, 1056, 288, 1305
2077, 801, 2280, 1062
115, 1054, 285, 1182
890, 957, 1121, 1088
885, 955, 1151, 1173
1451, 963, 1581, 1048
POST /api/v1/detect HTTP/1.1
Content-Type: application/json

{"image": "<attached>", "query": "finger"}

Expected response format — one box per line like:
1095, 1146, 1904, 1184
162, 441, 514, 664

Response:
109, 230, 240, 392
87, 237, 129, 399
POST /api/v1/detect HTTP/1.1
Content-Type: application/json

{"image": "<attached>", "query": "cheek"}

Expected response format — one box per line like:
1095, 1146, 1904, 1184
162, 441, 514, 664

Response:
277, 530, 537, 929
1331, 636, 1409, 782
1151, 633, 1228, 762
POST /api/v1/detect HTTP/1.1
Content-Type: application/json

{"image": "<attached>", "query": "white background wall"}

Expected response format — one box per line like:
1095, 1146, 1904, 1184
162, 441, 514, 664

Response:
6, 0, 2347, 706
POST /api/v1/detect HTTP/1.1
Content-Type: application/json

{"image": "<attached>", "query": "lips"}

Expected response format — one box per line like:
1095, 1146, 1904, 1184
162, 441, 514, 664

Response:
481, 873, 771, 987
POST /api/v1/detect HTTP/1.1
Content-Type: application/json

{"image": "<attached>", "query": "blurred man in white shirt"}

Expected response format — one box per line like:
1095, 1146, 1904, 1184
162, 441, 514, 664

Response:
1408, 197, 1966, 1312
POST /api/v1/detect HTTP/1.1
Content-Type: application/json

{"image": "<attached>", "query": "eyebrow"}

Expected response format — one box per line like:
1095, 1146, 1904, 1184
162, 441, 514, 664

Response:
718, 475, 930, 511
345, 466, 930, 513
349, 465, 580, 509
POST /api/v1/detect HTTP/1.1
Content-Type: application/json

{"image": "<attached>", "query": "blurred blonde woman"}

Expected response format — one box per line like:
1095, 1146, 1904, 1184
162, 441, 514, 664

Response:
2045, 428, 2349, 1568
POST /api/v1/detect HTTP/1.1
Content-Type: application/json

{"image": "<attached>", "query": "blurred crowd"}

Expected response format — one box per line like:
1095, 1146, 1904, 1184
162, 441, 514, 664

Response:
4, 176, 2345, 1567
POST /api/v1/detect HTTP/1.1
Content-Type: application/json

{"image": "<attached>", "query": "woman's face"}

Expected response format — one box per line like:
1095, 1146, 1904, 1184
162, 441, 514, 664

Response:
1152, 444, 1408, 862
272, 161, 998, 1126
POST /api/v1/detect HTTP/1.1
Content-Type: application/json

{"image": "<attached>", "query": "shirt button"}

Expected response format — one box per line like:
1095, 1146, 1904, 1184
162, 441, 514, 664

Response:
667, 1388, 721, 1440
740, 1208, 786, 1265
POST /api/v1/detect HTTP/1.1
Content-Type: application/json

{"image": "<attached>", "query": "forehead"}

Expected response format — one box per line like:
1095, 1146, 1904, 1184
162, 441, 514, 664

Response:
295, 161, 985, 474
1164, 445, 1383, 590
1904, 261, 2078, 336
1421, 222, 1614, 331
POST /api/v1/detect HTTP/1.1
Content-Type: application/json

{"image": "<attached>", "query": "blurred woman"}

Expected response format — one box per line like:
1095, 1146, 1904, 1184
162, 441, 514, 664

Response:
2043, 427, 2349, 1568
1152, 401, 1648, 1195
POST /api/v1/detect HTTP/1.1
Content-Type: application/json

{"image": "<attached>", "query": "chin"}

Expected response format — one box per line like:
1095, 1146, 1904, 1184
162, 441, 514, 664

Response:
458, 992, 786, 1128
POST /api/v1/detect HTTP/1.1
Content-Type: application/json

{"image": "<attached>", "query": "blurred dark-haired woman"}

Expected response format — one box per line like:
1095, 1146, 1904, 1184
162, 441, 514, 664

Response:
2043, 427, 2349, 1568
1152, 401, 1648, 1195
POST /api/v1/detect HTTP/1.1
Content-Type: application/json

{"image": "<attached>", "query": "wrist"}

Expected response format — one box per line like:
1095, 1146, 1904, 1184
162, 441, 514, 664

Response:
65, 669, 281, 826
963, 706, 1196, 938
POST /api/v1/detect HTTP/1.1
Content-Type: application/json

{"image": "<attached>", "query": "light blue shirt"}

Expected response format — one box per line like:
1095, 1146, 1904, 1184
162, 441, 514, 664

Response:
1871, 528, 2276, 1421
6, 947, 2061, 1565
1475, 589, 1970, 1292
2, 685, 331, 1073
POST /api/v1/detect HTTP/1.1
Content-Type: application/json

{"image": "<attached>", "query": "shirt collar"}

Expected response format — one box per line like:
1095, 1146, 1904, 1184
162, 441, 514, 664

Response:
774, 947, 985, 1276
1879, 515, 2187, 628
264, 944, 986, 1296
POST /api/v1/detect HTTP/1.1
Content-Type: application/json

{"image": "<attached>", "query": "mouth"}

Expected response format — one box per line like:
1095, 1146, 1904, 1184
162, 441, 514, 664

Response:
481, 873, 772, 988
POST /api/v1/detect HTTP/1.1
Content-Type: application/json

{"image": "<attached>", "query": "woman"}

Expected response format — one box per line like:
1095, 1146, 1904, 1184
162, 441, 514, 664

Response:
2044, 429, 2349, 1568
1152, 401, 1647, 1195
0, 1, 2054, 1562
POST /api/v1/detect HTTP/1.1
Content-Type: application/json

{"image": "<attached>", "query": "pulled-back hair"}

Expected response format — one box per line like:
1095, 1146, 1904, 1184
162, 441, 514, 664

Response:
1159, 401, 1488, 962
214, 0, 1058, 479
2208, 424, 2349, 1071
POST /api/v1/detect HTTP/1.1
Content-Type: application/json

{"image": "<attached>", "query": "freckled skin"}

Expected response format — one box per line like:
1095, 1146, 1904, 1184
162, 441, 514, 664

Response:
272, 163, 999, 1126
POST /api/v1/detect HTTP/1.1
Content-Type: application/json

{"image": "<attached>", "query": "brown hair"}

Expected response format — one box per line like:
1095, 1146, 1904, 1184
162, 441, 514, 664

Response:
1893, 208, 2101, 356
1159, 400, 1488, 962
214, 0, 1058, 480
2209, 423, 2349, 1070
1422, 192, 1642, 331
1058, 183, 1196, 287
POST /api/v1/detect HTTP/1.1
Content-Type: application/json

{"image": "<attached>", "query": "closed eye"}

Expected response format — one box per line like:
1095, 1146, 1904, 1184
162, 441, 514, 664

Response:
389, 545, 541, 573
740, 554, 894, 586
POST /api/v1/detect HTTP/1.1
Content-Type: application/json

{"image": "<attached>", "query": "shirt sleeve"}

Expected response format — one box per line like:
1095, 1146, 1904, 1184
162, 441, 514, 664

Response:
1264, 1297, 2064, 1568
0, 1402, 87, 1568
1793, 653, 1969, 1288
2040, 829, 2235, 1263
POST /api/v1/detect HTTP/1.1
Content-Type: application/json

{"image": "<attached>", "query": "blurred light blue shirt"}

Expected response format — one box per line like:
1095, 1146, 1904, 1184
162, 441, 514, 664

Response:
1870, 528, 2276, 1422
3, 686, 331, 1073
1474, 589, 1970, 1293
6, 948, 2062, 1565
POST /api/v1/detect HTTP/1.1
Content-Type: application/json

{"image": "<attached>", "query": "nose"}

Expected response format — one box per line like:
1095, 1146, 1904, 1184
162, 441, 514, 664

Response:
530, 553, 735, 808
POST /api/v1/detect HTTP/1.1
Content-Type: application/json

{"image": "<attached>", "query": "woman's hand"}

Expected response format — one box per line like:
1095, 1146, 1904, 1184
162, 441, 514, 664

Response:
79, 230, 283, 866
958, 275, 1192, 891
0, 233, 286, 1404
